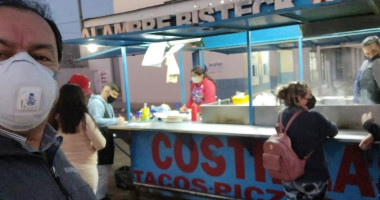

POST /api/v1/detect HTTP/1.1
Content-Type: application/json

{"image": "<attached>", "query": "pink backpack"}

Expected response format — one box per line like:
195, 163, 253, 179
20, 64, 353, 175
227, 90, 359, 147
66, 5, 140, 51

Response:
263, 110, 313, 181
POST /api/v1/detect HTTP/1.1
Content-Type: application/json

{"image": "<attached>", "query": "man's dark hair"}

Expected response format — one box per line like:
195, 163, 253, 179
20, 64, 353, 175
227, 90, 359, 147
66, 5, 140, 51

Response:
106, 82, 121, 93
362, 36, 380, 47
0, 0, 63, 62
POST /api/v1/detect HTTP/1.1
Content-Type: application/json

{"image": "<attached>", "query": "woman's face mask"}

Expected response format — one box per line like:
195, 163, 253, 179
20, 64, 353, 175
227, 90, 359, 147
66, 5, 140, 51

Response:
306, 95, 316, 110
191, 75, 202, 84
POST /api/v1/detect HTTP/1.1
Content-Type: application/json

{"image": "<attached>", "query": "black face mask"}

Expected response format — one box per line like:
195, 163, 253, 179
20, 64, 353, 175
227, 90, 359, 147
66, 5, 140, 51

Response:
306, 96, 316, 110
369, 54, 380, 62
107, 95, 116, 104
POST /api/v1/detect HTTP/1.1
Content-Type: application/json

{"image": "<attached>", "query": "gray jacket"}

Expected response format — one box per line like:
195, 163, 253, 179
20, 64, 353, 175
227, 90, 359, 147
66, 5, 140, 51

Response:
88, 94, 117, 127
0, 128, 96, 200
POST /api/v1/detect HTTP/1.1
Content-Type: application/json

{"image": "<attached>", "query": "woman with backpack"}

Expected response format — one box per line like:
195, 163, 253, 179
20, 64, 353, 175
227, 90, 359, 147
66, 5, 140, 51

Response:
276, 82, 338, 199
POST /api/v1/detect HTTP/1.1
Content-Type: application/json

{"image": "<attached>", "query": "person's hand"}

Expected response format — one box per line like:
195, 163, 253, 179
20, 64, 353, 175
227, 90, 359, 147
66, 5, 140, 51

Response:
117, 116, 125, 124
361, 112, 373, 125
359, 134, 375, 150
179, 106, 187, 112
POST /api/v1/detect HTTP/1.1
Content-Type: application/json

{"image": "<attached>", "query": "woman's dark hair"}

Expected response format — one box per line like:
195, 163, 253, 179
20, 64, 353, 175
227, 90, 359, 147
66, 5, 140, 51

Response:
49, 84, 89, 133
191, 66, 217, 87
276, 81, 309, 107
0, 0, 63, 62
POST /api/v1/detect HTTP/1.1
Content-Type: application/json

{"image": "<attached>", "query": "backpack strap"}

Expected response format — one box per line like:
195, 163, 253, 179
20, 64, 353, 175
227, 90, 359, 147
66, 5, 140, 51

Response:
283, 110, 303, 133
281, 109, 314, 160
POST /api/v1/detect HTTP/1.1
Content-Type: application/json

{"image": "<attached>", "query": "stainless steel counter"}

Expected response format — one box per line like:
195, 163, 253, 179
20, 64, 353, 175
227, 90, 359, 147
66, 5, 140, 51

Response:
109, 121, 368, 143
201, 103, 380, 130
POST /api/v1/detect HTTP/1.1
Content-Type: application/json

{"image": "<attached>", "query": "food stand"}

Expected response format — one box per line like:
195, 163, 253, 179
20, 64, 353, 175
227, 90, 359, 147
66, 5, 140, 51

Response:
109, 120, 376, 200
64, 0, 380, 199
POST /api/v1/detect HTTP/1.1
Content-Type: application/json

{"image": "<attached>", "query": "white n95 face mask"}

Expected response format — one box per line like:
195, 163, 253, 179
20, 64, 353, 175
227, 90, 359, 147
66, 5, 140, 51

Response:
0, 52, 58, 131
191, 76, 202, 84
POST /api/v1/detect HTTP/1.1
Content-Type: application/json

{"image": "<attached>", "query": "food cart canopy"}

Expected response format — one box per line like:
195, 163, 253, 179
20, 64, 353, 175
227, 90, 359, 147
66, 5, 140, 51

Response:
64, 0, 380, 60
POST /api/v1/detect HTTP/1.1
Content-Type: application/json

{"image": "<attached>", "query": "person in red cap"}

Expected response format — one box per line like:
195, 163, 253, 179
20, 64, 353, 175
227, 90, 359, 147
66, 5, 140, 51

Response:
69, 74, 93, 102
68, 73, 93, 95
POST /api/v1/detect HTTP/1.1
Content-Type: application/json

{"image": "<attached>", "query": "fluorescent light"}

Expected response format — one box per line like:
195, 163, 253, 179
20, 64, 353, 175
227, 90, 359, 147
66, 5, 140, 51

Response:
86, 44, 99, 53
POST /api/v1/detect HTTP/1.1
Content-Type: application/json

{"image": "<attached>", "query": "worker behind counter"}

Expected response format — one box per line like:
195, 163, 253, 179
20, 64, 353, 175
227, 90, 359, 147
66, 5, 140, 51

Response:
353, 36, 380, 104
179, 66, 217, 113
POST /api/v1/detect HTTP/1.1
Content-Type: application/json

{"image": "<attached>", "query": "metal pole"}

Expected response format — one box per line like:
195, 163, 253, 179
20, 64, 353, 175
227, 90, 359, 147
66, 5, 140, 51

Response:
298, 37, 304, 81
247, 31, 254, 125
76, 0, 84, 29
200, 50, 205, 67
134, 182, 233, 199
179, 50, 186, 106
121, 47, 131, 121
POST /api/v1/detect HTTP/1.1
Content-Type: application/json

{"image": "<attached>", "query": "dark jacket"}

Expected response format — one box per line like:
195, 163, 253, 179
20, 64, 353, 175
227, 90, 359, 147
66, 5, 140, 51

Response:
281, 107, 338, 182
363, 120, 380, 141
0, 134, 96, 200
353, 59, 380, 104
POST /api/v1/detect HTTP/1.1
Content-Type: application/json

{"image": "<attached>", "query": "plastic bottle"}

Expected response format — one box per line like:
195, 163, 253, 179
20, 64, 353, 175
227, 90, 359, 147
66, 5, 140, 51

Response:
136, 110, 142, 120
141, 103, 150, 121
191, 104, 197, 121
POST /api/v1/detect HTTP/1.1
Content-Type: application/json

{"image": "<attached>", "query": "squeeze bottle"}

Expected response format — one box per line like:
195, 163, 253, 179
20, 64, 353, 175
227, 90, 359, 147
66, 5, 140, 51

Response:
141, 103, 150, 121
191, 104, 197, 121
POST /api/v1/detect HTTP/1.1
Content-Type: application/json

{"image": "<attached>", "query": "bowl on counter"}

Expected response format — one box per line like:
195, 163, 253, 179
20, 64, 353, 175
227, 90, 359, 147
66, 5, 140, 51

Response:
154, 111, 188, 122
231, 94, 249, 105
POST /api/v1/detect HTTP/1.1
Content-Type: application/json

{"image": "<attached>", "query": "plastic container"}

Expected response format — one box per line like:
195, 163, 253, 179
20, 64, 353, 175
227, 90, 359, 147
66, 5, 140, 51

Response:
231, 94, 249, 105
135, 110, 142, 120
141, 103, 151, 121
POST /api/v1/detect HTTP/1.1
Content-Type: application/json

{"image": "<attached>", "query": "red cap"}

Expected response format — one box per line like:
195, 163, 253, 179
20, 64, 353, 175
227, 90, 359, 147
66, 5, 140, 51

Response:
68, 74, 93, 94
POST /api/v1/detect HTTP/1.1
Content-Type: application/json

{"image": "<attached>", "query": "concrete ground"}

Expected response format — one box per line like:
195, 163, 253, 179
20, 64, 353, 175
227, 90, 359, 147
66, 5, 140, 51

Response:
106, 139, 198, 200
106, 139, 167, 200
106, 138, 133, 200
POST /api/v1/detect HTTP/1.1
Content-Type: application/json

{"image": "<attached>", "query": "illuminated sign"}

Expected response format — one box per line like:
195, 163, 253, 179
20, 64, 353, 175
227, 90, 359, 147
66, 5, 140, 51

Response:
81, 0, 337, 38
